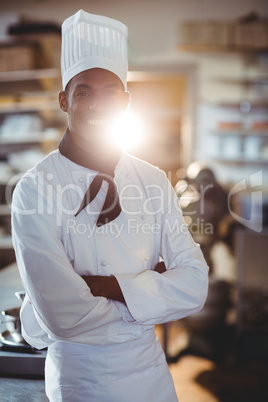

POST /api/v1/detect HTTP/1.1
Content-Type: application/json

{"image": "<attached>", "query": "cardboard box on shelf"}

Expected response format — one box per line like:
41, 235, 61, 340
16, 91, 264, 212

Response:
178, 19, 268, 51
38, 36, 61, 69
235, 22, 268, 49
0, 45, 35, 72
179, 21, 235, 48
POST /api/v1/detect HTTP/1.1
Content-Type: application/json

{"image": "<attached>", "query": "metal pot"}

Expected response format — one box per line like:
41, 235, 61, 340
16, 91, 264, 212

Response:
0, 307, 21, 333
0, 292, 25, 334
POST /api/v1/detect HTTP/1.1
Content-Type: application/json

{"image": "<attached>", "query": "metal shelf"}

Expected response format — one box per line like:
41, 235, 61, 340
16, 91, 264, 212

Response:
0, 101, 59, 113
177, 44, 268, 54
0, 68, 60, 83
211, 130, 268, 137
210, 157, 268, 165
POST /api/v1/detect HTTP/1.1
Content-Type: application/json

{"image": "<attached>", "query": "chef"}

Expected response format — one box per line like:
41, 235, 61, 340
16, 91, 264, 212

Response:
11, 9, 209, 402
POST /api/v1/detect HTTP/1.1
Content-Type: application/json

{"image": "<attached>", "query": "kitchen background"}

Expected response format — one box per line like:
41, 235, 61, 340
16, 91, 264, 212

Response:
0, 0, 268, 401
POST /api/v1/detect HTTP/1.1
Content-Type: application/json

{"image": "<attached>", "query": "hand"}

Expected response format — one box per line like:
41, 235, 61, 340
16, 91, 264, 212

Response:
82, 275, 125, 304
154, 261, 167, 274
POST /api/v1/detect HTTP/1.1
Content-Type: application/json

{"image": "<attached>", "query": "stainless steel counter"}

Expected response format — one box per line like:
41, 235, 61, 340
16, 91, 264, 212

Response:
0, 377, 48, 402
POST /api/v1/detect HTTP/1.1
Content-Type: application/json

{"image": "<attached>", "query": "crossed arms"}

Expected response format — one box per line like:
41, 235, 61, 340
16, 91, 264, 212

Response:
82, 262, 167, 303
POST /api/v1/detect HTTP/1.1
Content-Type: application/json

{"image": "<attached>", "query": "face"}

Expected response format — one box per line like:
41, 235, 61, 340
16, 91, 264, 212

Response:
59, 68, 129, 147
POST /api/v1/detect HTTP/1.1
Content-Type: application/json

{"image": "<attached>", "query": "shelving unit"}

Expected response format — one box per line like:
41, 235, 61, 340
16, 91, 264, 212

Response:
194, 51, 268, 186
208, 106, 268, 165
0, 33, 63, 267
0, 67, 60, 82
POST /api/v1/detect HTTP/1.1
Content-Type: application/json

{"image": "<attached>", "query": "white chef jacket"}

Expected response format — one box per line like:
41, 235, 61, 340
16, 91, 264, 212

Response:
11, 150, 209, 349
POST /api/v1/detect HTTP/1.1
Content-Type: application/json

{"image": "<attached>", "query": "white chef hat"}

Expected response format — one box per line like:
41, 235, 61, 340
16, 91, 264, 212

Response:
61, 9, 128, 90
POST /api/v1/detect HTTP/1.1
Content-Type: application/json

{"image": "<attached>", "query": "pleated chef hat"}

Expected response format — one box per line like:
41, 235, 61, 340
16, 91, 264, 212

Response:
61, 9, 128, 90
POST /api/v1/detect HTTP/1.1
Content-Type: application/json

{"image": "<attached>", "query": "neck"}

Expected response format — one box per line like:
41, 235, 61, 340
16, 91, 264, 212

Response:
71, 129, 112, 161
59, 128, 122, 175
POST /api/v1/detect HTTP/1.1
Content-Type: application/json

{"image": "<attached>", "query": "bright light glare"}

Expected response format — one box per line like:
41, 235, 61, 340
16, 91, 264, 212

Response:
110, 112, 143, 150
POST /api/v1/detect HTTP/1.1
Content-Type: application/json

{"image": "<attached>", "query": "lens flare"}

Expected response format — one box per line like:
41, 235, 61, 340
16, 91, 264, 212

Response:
109, 112, 143, 151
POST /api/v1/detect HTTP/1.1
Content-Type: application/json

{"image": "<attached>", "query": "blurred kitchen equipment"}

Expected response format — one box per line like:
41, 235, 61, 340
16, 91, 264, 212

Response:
182, 278, 232, 332
0, 330, 26, 348
0, 290, 30, 349
0, 307, 21, 333
175, 161, 229, 269
0, 290, 25, 334
15, 290, 26, 302
0, 114, 42, 141
0, 266, 46, 375
7, 149, 46, 172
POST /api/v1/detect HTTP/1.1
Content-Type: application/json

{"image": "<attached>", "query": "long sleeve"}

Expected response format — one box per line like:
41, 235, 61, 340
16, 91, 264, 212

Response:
11, 174, 133, 346
114, 170, 209, 325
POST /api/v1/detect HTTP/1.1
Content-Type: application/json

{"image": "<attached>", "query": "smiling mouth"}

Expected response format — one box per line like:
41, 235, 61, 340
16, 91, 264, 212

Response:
87, 119, 108, 127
